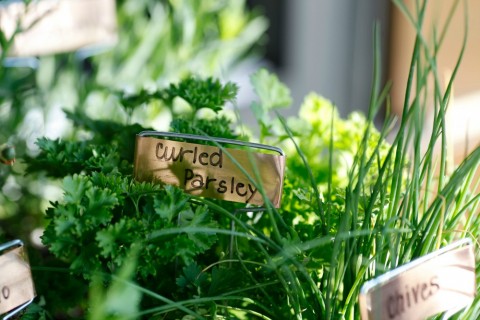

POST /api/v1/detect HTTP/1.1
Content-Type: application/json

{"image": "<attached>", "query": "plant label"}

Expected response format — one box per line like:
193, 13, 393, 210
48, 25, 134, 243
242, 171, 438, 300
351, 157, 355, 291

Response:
359, 238, 475, 320
0, 240, 35, 316
134, 132, 285, 207
0, 0, 117, 57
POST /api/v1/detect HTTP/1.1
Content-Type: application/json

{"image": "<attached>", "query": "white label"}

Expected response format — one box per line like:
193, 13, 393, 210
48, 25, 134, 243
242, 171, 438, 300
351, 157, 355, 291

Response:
359, 239, 476, 320
0, 246, 36, 315
0, 0, 117, 57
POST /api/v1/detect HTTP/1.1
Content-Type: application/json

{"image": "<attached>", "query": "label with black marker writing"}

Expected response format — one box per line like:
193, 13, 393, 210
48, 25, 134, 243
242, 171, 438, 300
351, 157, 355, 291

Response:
134, 134, 285, 207
359, 239, 476, 320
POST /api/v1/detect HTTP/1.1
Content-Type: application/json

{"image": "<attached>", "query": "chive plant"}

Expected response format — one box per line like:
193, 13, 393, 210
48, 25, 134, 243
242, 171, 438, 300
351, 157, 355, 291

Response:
128, 0, 480, 317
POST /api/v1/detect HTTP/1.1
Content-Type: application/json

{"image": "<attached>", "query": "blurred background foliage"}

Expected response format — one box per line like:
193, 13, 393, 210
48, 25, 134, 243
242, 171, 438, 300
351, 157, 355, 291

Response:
0, 0, 267, 242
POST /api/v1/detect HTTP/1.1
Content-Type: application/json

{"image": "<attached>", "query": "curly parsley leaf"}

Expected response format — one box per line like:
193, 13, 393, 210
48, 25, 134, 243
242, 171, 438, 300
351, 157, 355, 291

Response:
165, 76, 238, 113
117, 76, 238, 115
42, 173, 218, 280
65, 109, 149, 162
170, 116, 239, 143
27, 138, 127, 177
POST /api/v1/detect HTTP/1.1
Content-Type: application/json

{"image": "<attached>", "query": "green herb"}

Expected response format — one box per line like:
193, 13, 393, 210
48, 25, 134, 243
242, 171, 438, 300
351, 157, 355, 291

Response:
10, 0, 480, 319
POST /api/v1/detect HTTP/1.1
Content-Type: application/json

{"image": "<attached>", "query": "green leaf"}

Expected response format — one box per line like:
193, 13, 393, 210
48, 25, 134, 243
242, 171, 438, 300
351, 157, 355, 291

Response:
52, 206, 78, 235
182, 205, 218, 251
208, 267, 242, 296
250, 68, 292, 110
0, 29, 7, 51
170, 116, 239, 143
176, 262, 207, 292
154, 185, 190, 223
21, 303, 48, 320
165, 76, 238, 113
63, 175, 90, 204
91, 172, 129, 203
85, 186, 118, 227
88, 246, 142, 320
96, 218, 141, 262
27, 139, 88, 176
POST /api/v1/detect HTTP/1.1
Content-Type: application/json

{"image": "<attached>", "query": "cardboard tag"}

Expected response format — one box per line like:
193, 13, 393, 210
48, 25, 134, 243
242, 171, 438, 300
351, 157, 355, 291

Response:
0, 0, 117, 57
134, 132, 285, 207
0, 242, 36, 316
359, 238, 476, 320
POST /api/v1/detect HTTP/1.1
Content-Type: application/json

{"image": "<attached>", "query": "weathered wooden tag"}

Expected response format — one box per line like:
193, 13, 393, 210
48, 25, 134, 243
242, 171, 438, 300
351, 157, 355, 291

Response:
359, 238, 476, 320
0, 0, 117, 57
134, 131, 285, 207
0, 240, 36, 317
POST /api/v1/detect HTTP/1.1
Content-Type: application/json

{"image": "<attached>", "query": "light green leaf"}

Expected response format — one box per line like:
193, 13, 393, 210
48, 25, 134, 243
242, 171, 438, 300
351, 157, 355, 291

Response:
88, 245, 142, 320
250, 68, 292, 110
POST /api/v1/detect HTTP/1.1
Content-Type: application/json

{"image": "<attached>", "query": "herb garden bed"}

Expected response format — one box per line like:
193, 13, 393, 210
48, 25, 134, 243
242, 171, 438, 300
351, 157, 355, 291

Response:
1, 0, 479, 319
